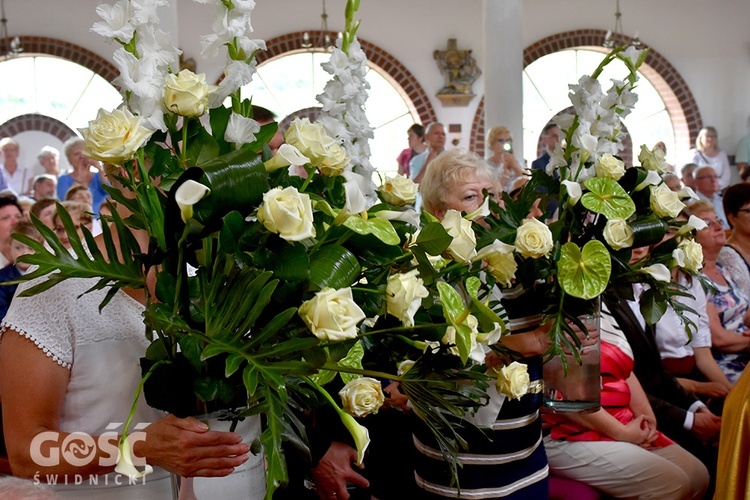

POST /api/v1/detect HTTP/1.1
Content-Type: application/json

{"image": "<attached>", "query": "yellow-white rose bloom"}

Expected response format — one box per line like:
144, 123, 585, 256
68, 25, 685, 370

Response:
515, 217, 554, 259
678, 239, 704, 273
80, 107, 154, 165
386, 269, 429, 327
603, 218, 635, 250
441, 209, 477, 263
595, 153, 625, 181
474, 240, 517, 287
650, 184, 685, 219
257, 186, 316, 242
380, 175, 418, 206
174, 180, 211, 223
298, 287, 366, 341
496, 361, 530, 400
318, 142, 350, 177
163, 69, 217, 118
284, 118, 336, 168
338, 377, 386, 418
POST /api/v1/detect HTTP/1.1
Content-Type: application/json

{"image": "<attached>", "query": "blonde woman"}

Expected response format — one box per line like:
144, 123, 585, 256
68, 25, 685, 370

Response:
690, 127, 731, 190
486, 126, 525, 192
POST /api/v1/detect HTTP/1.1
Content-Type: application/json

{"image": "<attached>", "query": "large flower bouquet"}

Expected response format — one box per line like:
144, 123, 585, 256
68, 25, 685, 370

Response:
473, 45, 706, 365
13, 0, 511, 495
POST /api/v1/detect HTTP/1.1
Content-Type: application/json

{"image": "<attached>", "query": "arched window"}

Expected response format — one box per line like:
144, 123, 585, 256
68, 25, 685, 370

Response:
243, 50, 420, 179
523, 48, 675, 166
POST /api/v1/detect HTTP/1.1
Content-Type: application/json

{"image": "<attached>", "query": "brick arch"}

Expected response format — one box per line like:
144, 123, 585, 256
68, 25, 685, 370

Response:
257, 31, 437, 127
12, 36, 119, 82
470, 30, 701, 164
0, 114, 77, 142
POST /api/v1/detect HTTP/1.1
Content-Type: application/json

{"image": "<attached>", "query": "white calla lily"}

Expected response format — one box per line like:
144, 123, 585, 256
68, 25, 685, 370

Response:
264, 144, 311, 172
672, 248, 685, 268
115, 435, 153, 480
373, 209, 421, 228
635, 170, 662, 191
562, 180, 582, 205
641, 263, 671, 282
678, 215, 708, 235
466, 195, 491, 221
175, 180, 211, 223
344, 178, 368, 215
678, 187, 699, 201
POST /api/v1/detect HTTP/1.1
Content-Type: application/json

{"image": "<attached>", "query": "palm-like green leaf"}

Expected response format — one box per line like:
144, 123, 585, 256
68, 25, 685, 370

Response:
14, 204, 145, 306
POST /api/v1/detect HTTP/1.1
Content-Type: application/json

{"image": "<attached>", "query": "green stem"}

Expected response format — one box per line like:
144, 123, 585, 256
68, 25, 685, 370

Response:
181, 118, 190, 166
350, 286, 385, 295
174, 225, 191, 316
119, 360, 167, 449
320, 363, 402, 382
299, 165, 316, 192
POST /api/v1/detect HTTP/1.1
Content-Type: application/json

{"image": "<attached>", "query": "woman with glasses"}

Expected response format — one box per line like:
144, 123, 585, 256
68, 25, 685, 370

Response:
690, 126, 732, 191
718, 183, 750, 299
486, 126, 525, 193
690, 200, 750, 384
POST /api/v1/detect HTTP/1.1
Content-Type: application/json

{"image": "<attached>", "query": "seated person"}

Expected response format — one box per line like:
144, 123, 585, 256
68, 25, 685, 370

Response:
544, 301, 709, 499
52, 201, 93, 249
0, 221, 42, 320
29, 197, 56, 229
689, 200, 750, 384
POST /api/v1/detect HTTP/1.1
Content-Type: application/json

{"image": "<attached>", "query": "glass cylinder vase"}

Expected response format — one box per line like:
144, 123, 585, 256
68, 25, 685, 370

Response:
543, 312, 601, 413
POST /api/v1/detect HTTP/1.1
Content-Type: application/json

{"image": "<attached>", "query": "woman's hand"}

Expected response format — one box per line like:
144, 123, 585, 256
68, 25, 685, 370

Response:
617, 415, 652, 445
311, 441, 369, 500
135, 415, 250, 478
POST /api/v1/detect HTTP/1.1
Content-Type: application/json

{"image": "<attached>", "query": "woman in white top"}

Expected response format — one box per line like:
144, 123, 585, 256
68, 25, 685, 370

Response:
690, 126, 732, 190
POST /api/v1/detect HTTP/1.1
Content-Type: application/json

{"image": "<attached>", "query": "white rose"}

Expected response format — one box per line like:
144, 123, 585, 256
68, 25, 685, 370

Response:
298, 287, 366, 341
284, 118, 336, 168
163, 69, 217, 117
595, 153, 625, 181
264, 144, 311, 172
380, 175, 418, 206
338, 377, 385, 418
650, 184, 685, 219
515, 217, 553, 259
386, 269, 429, 327
603, 219, 635, 250
638, 144, 668, 173
79, 107, 154, 165
319, 142, 350, 177
174, 180, 211, 223
678, 239, 704, 273
474, 240, 517, 287
441, 210, 477, 263
257, 186, 315, 241
496, 361, 530, 400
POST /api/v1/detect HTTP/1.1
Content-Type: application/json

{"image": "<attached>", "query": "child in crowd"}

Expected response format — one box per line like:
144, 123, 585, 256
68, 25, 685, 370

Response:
52, 201, 93, 249
0, 221, 43, 319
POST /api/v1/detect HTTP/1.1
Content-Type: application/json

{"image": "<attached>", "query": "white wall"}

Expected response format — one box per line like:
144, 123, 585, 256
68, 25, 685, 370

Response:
5, 0, 750, 161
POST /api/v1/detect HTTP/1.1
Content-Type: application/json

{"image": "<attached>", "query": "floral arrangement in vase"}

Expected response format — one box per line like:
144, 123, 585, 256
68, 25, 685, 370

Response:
13, 0, 512, 495
472, 45, 707, 375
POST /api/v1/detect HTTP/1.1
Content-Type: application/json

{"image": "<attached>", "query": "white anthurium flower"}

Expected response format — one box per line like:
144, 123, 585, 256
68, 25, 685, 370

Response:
225, 112, 260, 144
344, 177, 368, 215
466, 195, 491, 221
562, 180, 582, 205
373, 209, 421, 228
641, 263, 671, 282
264, 144, 310, 172
672, 248, 686, 268
175, 180, 211, 223
635, 170, 663, 191
678, 187, 699, 201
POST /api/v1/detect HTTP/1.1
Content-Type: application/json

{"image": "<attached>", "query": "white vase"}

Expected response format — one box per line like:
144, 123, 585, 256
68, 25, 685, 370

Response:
173, 412, 266, 500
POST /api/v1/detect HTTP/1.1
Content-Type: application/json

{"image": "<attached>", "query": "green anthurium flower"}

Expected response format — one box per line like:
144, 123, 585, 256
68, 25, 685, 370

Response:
558, 240, 612, 300
581, 177, 636, 220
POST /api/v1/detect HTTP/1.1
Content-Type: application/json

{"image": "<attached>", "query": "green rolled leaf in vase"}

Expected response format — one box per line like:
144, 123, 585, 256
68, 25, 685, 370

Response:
558, 240, 612, 300
629, 216, 669, 248
309, 245, 361, 291
581, 177, 636, 220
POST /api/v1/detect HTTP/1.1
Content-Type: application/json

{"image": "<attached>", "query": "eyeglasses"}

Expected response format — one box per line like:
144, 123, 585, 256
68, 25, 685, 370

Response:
695, 175, 718, 180
496, 139, 512, 143
700, 219, 723, 229
737, 208, 750, 215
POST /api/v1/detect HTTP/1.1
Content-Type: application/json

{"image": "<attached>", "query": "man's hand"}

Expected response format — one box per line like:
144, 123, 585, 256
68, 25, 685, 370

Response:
692, 408, 722, 444
311, 441, 369, 500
